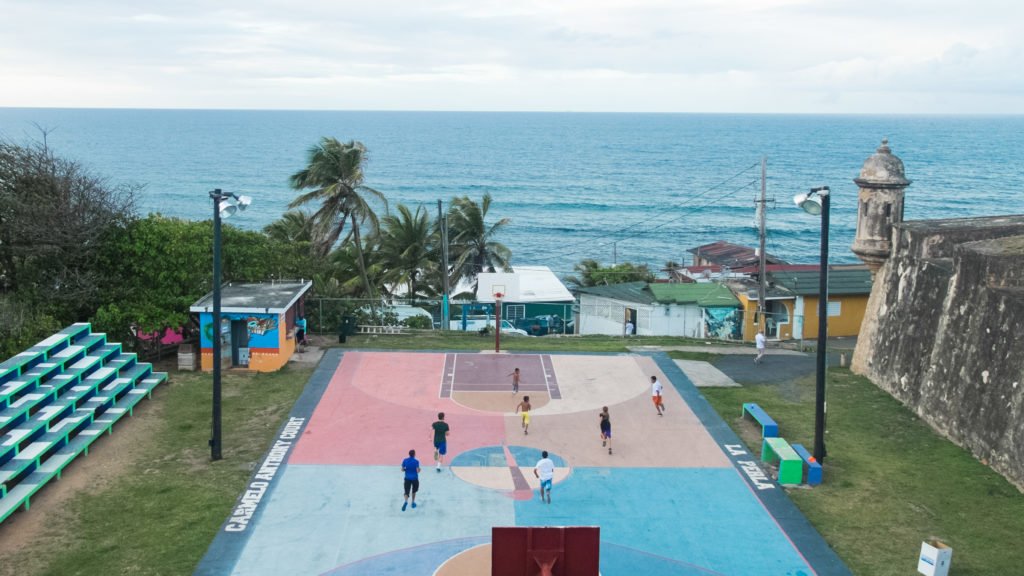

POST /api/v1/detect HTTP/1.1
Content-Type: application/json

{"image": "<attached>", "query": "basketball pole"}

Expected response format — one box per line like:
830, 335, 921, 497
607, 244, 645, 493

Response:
494, 294, 503, 353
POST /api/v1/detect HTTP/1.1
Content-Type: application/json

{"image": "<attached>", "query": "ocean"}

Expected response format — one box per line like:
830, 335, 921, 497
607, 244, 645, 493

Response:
1, 109, 1022, 277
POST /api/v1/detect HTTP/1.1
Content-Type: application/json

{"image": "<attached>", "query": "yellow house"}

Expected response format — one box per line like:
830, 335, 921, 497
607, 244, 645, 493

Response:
728, 282, 797, 342
772, 266, 873, 340
727, 265, 873, 342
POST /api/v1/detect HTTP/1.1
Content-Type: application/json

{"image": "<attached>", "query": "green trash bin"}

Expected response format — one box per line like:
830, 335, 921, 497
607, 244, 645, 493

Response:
339, 315, 357, 343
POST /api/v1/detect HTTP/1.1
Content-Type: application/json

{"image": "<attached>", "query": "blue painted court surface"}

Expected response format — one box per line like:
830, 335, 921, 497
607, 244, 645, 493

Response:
196, 350, 849, 576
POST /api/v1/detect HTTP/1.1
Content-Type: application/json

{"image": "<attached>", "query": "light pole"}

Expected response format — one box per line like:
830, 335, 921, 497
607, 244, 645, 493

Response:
793, 185, 830, 464
209, 189, 252, 461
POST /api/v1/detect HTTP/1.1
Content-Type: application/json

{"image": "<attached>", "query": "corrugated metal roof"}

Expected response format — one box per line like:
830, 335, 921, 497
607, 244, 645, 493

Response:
687, 241, 787, 267
724, 278, 795, 300
476, 265, 574, 302
577, 281, 740, 307
575, 282, 656, 304
190, 281, 313, 313
647, 283, 739, 307
771, 268, 874, 296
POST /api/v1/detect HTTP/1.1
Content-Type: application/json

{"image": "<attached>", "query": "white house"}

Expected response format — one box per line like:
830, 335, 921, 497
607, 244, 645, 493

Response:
475, 266, 575, 328
576, 281, 741, 339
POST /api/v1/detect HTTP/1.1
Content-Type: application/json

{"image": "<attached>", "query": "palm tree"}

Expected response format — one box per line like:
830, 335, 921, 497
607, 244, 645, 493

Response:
327, 235, 388, 298
447, 193, 511, 288
263, 210, 314, 244
288, 137, 387, 300
378, 203, 437, 299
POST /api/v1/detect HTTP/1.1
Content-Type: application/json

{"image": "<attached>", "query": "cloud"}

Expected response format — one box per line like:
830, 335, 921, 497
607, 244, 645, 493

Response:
0, 0, 1021, 112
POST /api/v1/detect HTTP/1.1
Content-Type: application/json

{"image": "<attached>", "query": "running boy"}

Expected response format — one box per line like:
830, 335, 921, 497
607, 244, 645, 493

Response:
534, 450, 555, 504
599, 406, 612, 454
431, 412, 450, 472
508, 367, 521, 394
516, 396, 532, 435
651, 375, 665, 416
401, 449, 420, 511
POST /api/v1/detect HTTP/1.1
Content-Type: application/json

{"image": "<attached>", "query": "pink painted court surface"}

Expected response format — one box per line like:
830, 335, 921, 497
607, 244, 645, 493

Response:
196, 350, 849, 576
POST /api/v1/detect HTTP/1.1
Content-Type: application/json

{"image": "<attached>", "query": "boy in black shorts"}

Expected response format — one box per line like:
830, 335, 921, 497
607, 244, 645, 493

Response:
401, 449, 420, 511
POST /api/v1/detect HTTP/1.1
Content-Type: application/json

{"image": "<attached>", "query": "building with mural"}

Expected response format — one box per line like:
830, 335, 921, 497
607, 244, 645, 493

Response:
190, 280, 313, 372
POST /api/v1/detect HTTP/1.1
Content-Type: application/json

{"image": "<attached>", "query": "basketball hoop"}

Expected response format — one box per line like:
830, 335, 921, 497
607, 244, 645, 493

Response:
494, 292, 504, 300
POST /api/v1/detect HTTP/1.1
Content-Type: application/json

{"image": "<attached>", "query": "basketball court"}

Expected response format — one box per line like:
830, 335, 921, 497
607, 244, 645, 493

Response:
196, 349, 849, 575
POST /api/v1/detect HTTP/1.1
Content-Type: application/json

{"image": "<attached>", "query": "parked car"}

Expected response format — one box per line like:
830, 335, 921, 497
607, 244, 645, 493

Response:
358, 305, 435, 328
515, 315, 566, 336
449, 318, 530, 336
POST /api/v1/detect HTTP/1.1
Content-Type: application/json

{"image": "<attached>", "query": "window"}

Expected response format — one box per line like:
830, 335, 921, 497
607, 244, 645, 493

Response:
827, 301, 842, 317
507, 305, 526, 322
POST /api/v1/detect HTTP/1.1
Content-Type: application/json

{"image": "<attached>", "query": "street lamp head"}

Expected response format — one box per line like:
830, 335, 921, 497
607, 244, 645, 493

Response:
218, 201, 239, 218
235, 195, 252, 211
793, 191, 823, 215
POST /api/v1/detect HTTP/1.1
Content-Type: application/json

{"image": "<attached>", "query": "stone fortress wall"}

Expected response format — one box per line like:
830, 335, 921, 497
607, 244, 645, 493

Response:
852, 216, 1024, 489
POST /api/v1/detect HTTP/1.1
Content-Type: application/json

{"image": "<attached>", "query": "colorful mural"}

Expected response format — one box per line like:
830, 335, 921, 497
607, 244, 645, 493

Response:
704, 307, 742, 340
247, 317, 277, 336
199, 313, 281, 350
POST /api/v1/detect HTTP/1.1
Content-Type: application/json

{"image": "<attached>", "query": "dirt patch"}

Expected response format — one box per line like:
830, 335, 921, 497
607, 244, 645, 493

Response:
0, 393, 166, 575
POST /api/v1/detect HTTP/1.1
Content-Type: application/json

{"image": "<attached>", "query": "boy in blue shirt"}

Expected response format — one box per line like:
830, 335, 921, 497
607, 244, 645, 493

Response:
401, 449, 421, 511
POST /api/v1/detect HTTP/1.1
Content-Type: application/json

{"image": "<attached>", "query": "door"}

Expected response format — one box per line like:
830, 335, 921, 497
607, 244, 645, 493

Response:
220, 318, 232, 363
765, 300, 790, 339
231, 320, 250, 367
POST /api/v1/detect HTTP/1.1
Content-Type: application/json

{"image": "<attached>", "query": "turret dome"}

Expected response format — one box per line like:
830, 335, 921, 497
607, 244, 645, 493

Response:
854, 139, 911, 188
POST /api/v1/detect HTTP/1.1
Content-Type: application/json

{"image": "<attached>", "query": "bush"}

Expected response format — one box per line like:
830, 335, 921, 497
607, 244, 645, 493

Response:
402, 315, 433, 329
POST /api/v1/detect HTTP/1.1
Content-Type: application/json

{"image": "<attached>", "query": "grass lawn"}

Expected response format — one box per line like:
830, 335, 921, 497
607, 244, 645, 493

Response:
331, 331, 731, 352
2, 332, 1020, 575
0, 365, 310, 576
702, 367, 1024, 576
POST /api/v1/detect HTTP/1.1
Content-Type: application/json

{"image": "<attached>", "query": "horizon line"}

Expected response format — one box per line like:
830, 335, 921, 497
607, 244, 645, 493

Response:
1, 106, 1022, 117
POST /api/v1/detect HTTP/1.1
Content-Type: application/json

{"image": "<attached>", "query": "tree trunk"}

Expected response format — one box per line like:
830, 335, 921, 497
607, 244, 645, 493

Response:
350, 213, 375, 305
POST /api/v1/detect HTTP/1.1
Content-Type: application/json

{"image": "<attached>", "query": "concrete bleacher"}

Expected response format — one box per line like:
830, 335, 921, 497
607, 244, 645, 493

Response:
0, 323, 167, 521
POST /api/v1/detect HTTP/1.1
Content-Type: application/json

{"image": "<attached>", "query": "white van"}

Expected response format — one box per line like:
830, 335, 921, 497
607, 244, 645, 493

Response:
449, 318, 529, 336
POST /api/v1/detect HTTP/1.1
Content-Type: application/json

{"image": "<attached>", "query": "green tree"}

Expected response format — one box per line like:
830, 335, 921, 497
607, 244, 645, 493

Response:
0, 139, 138, 321
263, 209, 314, 244
93, 215, 316, 343
564, 259, 655, 290
288, 138, 387, 300
378, 203, 437, 299
447, 193, 511, 288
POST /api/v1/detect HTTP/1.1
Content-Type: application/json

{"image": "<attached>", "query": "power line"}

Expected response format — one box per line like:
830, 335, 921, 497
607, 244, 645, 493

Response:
531, 176, 760, 264
525, 160, 761, 261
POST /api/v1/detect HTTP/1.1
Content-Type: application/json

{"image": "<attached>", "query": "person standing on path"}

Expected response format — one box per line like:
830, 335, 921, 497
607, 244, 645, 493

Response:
534, 450, 555, 504
599, 406, 612, 454
516, 395, 532, 435
651, 375, 665, 416
295, 315, 308, 352
401, 449, 420, 511
431, 413, 450, 472
755, 330, 766, 364
508, 367, 520, 394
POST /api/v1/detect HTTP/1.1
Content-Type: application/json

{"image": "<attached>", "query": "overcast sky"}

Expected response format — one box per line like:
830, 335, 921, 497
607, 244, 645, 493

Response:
1, 0, 1021, 113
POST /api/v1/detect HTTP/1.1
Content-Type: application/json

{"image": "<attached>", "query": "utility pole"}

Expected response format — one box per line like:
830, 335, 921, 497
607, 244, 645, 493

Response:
757, 157, 768, 329
438, 200, 451, 330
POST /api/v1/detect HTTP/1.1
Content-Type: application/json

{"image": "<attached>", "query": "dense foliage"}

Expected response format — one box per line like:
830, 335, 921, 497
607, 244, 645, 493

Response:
563, 258, 655, 289
93, 215, 319, 343
0, 138, 515, 353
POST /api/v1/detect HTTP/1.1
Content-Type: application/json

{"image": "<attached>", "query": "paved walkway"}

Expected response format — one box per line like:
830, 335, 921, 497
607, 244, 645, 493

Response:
674, 359, 740, 387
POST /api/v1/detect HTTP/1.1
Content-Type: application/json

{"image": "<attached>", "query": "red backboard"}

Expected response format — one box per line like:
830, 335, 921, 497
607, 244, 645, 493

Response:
492, 526, 600, 576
